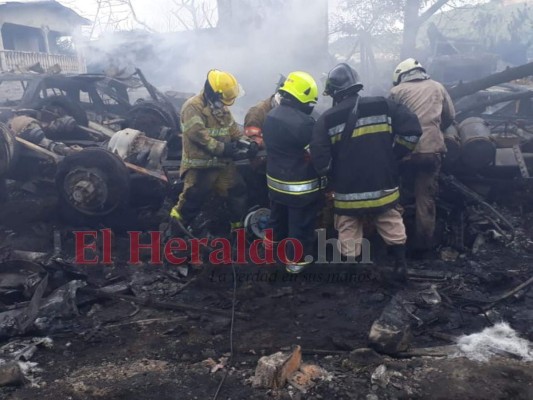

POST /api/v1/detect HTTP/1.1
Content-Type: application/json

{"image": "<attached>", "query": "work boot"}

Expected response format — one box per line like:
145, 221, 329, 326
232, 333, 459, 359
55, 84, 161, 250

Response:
286, 263, 309, 274
390, 244, 408, 284
167, 208, 191, 238
285, 255, 313, 274
164, 208, 191, 266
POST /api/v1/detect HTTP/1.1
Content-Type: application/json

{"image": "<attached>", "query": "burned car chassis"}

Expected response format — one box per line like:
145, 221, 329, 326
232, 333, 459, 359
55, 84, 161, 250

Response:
0, 69, 193, 223
0, 115, 169, 224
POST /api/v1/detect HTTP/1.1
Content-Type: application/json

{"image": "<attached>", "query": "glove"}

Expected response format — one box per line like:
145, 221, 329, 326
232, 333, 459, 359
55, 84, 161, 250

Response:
222, 141, 238, 158
247, 141, 259, 159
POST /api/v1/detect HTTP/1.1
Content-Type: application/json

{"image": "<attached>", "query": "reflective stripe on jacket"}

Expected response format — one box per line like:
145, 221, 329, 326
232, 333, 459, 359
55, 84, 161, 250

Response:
267, 175, 320, 196
179, 91, 242, 175
334, 187, 399, 210
180, 157, 231, 169
263, 99, 319, 207
311, 95, 422, 216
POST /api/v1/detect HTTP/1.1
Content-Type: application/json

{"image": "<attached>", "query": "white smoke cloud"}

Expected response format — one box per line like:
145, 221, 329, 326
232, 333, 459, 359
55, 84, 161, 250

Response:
70, 0, 334, 120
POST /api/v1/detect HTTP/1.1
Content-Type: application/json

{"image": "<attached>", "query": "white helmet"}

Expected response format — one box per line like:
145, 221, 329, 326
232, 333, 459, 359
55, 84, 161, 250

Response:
393, 58, 426, 86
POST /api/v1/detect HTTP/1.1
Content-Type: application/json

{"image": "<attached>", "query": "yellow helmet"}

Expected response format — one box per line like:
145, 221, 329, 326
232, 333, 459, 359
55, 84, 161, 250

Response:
279, 71, 318, 104
206, 69, 240, 106
392, 58, 425, 86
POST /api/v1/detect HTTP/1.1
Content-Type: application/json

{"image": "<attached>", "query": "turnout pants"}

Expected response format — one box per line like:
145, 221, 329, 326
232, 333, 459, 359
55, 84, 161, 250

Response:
334, 208, 407, 258
413, 153, 441, 250
268, 200, 318, 265
175, 164, 247, 228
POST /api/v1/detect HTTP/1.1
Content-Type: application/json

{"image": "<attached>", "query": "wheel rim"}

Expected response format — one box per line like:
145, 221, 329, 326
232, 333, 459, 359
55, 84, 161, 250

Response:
62, 167, 114, 215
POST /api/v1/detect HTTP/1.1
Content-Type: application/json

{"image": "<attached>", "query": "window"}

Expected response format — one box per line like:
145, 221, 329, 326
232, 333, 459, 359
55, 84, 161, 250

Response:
48, 32, 76, 56
1, 23, 45, 52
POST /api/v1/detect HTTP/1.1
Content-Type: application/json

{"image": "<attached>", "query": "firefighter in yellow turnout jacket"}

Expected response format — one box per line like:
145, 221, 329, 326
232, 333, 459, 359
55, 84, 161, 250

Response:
170, 70, 248, 235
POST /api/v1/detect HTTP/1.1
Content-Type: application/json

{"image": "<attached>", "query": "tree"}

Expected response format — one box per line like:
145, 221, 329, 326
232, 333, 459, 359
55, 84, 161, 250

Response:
331, 0, 402, 38
401, 0, 451, 58
332, 0, 487, 60
61, 0, 217, 36
170, 0, 217, 30
61, 0, 156, 38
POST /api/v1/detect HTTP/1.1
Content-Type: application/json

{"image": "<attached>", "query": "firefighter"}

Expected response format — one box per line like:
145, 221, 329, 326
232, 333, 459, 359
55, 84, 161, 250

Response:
244, 91, 282, 149
262, 71, 320, 274
242, 91, 282, 207
390, 58, 455, 252
169, 69, 250, 239
310, 63, 422, 281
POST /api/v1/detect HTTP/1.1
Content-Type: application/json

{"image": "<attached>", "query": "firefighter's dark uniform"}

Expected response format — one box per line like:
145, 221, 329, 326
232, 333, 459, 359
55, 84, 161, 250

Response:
311, 95, 422, 258
262, 98, 319, 265
173, 91, 247, 230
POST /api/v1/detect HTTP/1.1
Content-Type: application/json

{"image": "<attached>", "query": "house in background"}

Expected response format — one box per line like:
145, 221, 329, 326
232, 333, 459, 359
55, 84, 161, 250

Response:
0, 1, 90, 73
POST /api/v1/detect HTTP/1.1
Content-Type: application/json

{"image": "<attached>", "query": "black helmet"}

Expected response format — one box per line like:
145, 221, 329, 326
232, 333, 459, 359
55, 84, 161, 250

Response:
324, 63, 363, 99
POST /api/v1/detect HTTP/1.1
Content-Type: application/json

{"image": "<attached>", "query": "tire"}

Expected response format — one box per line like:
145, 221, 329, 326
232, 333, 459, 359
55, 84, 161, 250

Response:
126, 101, 182, 160
0, 178, 6, 203
55, 148, 130, 224
0, 122, 16, 177
126, 101, 177, 140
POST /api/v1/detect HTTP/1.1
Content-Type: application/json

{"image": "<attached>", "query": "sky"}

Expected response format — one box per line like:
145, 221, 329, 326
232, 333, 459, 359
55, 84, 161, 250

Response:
50, 0, 337, 116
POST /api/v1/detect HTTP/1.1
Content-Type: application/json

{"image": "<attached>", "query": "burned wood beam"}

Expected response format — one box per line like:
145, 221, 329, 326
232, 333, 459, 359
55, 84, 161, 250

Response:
81, 288, 250, 319
486, 275, 533, 307
394, 345, 458, 358
456, 90, 533, 117
439, 174, 515, 241
448, 62, 533, 100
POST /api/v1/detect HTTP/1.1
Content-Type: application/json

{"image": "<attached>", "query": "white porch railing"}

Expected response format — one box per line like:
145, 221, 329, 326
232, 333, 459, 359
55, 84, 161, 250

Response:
0, 50, 86, 74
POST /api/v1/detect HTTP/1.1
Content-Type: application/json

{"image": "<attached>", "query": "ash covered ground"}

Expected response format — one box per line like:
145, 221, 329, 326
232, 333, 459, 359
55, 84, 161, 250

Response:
0, 184, 532, 400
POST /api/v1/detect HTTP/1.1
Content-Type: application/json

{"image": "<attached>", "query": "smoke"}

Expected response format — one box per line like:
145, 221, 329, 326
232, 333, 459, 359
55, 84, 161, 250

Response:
454, 322, 533, 362
80, 0, 333, 121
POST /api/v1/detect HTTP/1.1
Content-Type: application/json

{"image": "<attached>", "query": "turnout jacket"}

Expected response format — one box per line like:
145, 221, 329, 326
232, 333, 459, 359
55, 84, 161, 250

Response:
244, 95, 275, 148
262, 99, 319, 207
179, 91, 242, 175
390, 78, 455, 154
310, 95, 422, 216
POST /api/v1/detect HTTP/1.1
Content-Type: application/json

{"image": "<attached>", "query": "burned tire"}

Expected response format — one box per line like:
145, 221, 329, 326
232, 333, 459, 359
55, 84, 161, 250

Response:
55, 148, 130, 220
126, 101, 182, 160
126, 101, 177, 140
0, 122, 16, 177
31, 95, 89, 127
0, 177, 6, 203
